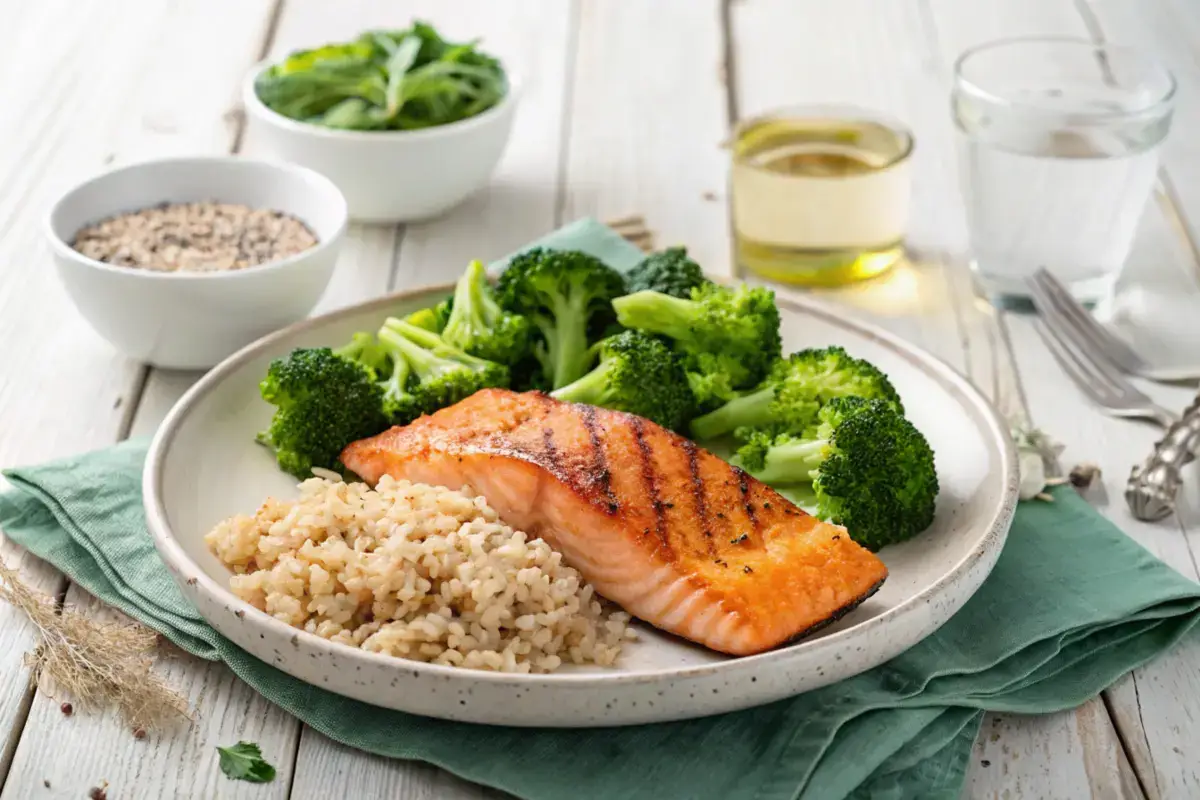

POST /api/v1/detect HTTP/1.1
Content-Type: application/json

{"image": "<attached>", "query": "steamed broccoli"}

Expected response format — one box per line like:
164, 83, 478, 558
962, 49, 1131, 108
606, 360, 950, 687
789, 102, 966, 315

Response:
550, 331, 694, 430
625, 247, 710, 298
735, 397, 937, 551
376, 317, 509, 422
256, 347, 390, 479
440, 259, 534, 366
404, 298, 452, 333
496, 248, 627, 389
612, 282, 781, 411
333, 332, 390, 378
689, 346, 902, 441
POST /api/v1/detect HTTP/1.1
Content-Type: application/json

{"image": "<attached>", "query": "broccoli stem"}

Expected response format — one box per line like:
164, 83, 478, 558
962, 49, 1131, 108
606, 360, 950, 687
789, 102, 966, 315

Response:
378, 322, 453, 381
549, 357, 615, 405
380, 318, 495, 377
379, 350, 412, 412
611, 291, 701, 341
542, 293, 592, 389
689, 385, 776, 440
752, 438, 829, 485
444, 260, 490, 336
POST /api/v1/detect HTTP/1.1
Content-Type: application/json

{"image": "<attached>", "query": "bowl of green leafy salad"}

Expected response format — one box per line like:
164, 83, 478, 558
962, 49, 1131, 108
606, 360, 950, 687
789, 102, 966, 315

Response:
244, 22, 516, 223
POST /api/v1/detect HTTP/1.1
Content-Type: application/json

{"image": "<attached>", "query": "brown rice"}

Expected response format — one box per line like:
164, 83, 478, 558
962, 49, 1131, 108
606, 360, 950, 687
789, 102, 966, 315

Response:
204, 475, 633, 673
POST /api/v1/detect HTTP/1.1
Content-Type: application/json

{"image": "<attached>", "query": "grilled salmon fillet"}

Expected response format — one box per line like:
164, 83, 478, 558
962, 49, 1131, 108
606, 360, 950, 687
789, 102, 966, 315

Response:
341, 389, 888, 656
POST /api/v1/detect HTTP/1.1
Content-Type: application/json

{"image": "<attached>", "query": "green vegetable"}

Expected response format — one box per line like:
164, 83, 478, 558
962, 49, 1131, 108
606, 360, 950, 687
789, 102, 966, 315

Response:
496, 248, 627, 389
689, 346, 902, 441
377, 317, 509, 423
734, 397, 937, 551
624, 247, 710, 298
405, 298, 452, 333
217, 741, 276, 783
441, 259, 534, 367
254, 22, 507, 131
256, 347, 389, 479
612, 283, 781, 411
333, 331, 390, 378
550, 331, 694, 431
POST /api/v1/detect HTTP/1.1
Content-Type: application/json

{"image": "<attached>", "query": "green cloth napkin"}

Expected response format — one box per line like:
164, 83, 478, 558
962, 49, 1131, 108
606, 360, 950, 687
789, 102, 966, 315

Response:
2, 446, 1197, 800
1, 218, 1198, 799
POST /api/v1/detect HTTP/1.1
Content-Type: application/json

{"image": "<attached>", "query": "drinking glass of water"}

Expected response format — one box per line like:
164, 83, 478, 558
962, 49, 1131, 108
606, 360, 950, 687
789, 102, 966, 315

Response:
953, 37, 1175, 304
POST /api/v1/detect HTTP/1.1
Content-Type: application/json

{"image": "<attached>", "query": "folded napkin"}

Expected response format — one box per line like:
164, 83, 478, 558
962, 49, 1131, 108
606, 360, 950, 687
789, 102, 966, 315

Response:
2, 219, 1199, 799
3, 444, 1197, 800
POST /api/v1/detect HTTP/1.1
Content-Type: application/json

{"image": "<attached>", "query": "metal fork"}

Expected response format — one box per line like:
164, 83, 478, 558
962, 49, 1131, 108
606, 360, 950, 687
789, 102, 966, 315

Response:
1031, 315, 1179, 428
1027, 269, 1152, 374
1028, 268, 1200, 382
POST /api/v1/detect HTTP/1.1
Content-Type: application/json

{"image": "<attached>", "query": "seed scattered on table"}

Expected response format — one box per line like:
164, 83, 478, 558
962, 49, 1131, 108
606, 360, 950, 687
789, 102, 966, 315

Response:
70, 202, 318, 272
60, 701, 73, 716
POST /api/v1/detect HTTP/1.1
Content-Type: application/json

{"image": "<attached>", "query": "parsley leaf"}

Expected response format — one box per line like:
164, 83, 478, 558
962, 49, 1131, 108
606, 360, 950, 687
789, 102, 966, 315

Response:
217, 741, 276, 783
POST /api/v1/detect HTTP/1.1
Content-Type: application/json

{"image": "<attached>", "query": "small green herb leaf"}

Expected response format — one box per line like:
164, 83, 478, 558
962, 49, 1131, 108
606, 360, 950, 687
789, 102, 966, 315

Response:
217, 741, 276, 783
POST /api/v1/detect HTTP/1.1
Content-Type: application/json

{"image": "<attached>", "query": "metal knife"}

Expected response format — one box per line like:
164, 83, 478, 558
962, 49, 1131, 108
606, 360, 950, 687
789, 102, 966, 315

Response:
1126, 393, 1200, 521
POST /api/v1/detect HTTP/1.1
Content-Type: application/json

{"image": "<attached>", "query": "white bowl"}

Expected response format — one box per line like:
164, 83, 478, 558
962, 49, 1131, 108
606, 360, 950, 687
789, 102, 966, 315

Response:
46, 156, 348, 370
242, 64, 518, 223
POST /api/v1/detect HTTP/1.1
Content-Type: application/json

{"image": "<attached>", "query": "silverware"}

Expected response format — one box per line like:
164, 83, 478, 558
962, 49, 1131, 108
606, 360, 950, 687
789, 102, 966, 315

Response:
1127, 394, 1200, 521
1029, 277, 1200, 520
1029, 269, 1200, 383
1031, 317, 1179, 428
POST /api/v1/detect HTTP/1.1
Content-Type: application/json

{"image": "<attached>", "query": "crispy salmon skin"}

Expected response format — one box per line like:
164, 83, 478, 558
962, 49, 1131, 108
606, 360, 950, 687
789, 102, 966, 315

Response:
341, 389, 888, 656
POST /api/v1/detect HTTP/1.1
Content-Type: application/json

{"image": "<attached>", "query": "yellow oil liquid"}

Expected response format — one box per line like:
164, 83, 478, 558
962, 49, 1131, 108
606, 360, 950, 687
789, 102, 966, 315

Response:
730, 113, 913, 286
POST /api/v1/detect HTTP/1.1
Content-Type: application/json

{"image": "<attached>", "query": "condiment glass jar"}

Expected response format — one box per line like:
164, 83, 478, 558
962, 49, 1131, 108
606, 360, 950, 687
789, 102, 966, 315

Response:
729, 105, 914, 286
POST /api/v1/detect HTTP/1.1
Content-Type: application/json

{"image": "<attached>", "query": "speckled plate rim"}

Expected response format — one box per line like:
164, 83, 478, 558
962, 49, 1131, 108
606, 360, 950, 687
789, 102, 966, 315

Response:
144, 282, 1018, 691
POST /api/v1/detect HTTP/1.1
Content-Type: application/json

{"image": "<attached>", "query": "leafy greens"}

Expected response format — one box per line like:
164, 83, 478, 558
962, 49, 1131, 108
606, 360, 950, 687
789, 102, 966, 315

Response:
217, 741, 277, 783
255, 22, 507, 131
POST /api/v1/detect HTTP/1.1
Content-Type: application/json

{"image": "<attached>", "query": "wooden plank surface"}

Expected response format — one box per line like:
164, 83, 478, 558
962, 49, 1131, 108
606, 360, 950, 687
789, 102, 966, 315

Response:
0, 0, 1196, 797
927, 2, 1200, 796
726, 2, 1112, 797
0, 0, 280, 793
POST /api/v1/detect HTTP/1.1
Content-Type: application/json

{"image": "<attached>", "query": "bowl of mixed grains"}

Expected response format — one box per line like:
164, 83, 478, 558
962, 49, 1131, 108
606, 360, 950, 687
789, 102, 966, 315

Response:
46, 156, 348, 369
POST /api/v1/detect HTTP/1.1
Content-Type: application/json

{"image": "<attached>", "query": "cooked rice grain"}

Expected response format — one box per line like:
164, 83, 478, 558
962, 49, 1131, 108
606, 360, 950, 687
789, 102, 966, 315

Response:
204, 476, 632, 673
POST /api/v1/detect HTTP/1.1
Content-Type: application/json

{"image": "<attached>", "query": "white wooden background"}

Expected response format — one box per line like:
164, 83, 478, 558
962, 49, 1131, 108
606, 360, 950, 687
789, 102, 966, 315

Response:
0, 1, 1197, 797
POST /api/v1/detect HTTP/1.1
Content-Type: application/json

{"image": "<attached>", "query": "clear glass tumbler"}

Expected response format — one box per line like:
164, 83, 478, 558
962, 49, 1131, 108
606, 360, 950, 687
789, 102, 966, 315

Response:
952, 37, 1175, 304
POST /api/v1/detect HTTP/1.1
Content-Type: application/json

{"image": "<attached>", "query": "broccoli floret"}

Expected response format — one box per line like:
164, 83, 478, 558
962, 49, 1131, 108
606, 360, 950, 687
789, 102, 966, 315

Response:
689, 346, 902, 441
735, 397, 937, 551
333, 332, 390, 378
405, 298, 452, 332
256, 347, 390, 479
496, 248, 627, 389
612, 282, 781, 411
550, 331, 694, 431
625, 247, 710, 298
376, 317, 509, 422
440, 259, 534, 366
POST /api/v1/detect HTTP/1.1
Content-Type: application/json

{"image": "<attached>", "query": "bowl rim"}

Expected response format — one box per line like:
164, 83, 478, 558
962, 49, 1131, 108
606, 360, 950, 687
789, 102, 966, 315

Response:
44, 155, 349, 281
143, 280, 1020, 689
241, 59, 521, 142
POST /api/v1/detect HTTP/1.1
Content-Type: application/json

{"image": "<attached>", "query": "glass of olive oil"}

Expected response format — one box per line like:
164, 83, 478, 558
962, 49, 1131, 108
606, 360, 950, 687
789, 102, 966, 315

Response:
729, 105, 914, 286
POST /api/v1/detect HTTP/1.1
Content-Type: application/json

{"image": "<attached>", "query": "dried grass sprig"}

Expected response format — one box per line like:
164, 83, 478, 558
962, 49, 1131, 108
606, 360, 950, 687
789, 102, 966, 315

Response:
0, 559, 189, 730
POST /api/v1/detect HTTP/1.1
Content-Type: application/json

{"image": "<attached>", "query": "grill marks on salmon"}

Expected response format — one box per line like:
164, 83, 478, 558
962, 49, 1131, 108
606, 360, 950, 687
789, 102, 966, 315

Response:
341, 389, 888, 656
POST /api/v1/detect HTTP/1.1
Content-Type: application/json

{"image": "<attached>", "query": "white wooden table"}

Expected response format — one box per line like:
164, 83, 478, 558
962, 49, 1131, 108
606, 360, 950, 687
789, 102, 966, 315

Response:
1, 1, 1198, 797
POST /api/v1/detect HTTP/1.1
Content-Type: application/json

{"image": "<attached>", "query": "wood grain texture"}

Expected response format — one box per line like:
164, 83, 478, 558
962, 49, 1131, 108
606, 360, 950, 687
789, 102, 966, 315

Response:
730, 0, 1149, 796
280, 1, 572, 796
1, 593, 297, 800
0, 0, 278, 790
1079, 0, 1200, 269
561, 0, 731, 275
930, 1, 1200, 796
0, 1, 1193, 797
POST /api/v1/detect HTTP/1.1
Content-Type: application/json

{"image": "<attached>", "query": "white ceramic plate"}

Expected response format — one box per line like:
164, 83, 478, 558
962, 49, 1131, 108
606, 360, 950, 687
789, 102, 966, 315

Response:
144, 285, 1018, 727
